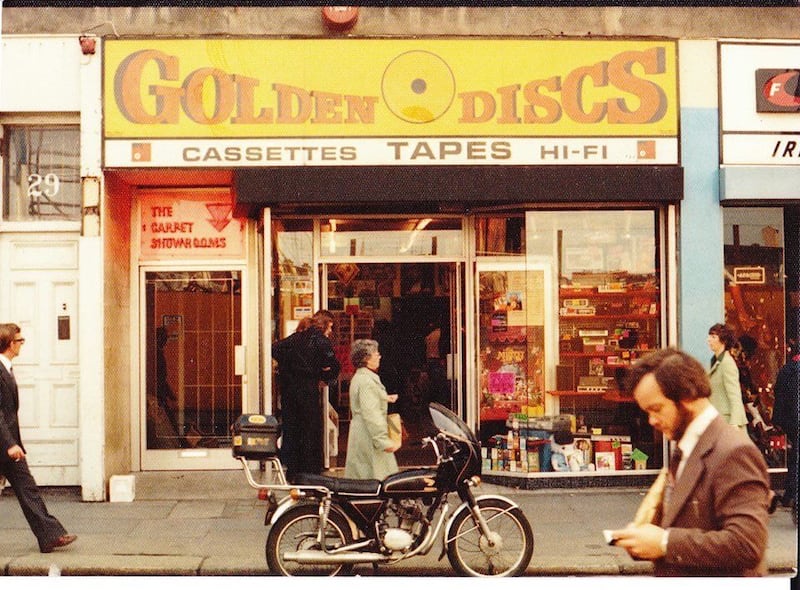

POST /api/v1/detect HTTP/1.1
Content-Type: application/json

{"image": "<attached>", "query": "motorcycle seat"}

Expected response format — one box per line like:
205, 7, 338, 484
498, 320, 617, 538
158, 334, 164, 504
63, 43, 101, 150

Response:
293, 473, 382, 496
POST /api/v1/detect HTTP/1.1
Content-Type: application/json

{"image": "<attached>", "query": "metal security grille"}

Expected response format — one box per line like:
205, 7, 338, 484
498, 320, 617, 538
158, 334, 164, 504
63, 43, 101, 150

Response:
2, 126, 81, 221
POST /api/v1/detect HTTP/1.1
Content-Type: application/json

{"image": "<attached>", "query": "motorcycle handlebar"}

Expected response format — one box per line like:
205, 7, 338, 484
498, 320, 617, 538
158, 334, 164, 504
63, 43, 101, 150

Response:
422, 432, 453, 463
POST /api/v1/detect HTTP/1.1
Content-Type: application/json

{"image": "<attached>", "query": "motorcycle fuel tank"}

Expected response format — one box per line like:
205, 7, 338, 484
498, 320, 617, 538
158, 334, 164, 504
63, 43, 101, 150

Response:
382, 468, 440, 498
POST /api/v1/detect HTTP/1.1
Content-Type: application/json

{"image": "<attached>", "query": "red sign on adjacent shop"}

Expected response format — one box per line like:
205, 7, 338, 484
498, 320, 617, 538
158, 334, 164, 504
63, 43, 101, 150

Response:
756, 69, 800, 113
139, 190, 244, 259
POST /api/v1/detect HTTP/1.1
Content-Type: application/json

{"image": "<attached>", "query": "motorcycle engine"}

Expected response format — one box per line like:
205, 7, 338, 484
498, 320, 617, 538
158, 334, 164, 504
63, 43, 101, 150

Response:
381, 498, 424, 552
383, 528, 414, 551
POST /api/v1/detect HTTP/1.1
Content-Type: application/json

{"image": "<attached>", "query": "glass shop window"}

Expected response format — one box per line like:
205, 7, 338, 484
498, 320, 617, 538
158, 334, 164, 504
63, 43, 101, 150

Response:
475, 215, 525, 256
2, 126, 81, 221
522, 210, 665, 473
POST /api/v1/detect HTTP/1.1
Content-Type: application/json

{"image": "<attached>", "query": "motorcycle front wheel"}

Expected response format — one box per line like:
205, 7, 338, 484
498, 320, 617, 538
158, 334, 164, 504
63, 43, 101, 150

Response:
446, 497, 534, 577
266, 503, 354, 576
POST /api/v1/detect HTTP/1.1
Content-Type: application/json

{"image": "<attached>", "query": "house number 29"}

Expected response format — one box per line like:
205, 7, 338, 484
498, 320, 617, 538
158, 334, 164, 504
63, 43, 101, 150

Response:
27, 173, 60, 197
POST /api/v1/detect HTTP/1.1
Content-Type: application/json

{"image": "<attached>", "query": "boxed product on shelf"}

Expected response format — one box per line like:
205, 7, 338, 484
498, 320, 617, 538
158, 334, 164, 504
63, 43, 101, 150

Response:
591, 434, 631, 470
526, 415, 572, 431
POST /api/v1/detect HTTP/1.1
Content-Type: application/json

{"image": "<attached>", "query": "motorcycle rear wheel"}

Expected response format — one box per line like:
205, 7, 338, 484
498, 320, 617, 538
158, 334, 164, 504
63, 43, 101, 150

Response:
446, 497, 534, 577
266, 503, 354, 576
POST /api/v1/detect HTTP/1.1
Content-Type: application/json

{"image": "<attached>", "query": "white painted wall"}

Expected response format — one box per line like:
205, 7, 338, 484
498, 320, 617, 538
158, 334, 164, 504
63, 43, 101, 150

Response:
1, 36, 82, 111
1, 35, 106, 500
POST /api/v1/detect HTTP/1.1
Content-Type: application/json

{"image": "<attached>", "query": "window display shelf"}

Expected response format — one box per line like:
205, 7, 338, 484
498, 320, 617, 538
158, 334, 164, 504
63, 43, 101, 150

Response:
559, 314, 657, 320
559, 351, 644, 358
560, 288, 659, 297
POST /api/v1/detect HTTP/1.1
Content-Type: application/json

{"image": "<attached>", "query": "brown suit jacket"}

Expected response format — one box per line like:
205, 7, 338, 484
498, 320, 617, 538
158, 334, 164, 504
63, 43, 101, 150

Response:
655, 415, 770, 576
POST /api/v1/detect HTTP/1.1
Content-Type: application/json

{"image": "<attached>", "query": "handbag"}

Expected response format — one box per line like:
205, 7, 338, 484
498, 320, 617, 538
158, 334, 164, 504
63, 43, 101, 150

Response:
387, 413, 403, 448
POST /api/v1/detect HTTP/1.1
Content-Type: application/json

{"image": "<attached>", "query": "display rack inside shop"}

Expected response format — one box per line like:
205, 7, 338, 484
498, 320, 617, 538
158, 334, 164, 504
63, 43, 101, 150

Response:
480, 413, 652, 475
556, 273, 659, 396
549, 272, 662, 471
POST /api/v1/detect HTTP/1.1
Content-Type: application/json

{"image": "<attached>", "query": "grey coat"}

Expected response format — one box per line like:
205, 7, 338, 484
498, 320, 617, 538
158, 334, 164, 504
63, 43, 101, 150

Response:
344, 368, 398, 480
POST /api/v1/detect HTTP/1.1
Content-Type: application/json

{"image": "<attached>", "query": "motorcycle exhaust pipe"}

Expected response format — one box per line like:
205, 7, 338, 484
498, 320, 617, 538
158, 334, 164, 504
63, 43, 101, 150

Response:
284, 550, 389, 565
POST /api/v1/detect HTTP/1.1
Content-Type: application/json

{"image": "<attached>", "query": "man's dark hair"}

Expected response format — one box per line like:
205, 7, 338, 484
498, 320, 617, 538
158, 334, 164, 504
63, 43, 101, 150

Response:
621, 347, 711, 403
0, 323, 21, 354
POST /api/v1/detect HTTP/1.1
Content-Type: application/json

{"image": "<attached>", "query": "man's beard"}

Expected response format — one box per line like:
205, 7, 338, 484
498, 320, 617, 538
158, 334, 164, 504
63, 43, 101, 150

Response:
671, 402, 694, 441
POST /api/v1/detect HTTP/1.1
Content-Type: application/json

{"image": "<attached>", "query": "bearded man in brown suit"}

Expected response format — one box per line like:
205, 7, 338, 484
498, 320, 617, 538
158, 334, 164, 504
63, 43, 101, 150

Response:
611, 348, 770, 576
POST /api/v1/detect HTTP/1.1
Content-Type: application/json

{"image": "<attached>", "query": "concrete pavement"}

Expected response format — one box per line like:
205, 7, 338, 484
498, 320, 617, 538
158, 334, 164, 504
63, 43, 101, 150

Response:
0, 470, 797, 578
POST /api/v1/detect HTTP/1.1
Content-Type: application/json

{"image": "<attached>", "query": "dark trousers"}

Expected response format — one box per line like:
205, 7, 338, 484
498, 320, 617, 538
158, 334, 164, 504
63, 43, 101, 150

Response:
784, 441, 798, 504
279, 381, 324, 482
1, 458, 67, 551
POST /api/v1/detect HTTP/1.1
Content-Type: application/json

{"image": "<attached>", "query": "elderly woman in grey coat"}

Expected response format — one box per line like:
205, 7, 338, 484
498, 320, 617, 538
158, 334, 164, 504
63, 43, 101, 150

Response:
344, 339, 400, 480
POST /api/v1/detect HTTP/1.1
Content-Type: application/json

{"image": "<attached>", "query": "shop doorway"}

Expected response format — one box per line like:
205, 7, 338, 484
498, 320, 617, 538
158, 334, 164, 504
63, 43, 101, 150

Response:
323, 262, 463, 469
140, 269, 244, 470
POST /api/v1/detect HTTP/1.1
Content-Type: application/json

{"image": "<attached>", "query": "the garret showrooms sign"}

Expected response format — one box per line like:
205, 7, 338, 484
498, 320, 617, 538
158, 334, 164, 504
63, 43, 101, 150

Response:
103, 39, 678, 168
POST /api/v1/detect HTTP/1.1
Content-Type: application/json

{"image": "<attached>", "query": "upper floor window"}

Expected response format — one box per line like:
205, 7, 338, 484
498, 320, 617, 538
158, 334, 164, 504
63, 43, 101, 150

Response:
2, 125, 81, 221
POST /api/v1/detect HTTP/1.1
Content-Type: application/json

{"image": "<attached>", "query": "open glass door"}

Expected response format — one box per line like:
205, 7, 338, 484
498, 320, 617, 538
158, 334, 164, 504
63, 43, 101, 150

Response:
141, 269, 243, 469
323, 261, 463, 468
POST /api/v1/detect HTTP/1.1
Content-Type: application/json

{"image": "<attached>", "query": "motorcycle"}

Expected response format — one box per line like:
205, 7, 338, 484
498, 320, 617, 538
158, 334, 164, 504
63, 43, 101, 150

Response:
233, 403, 534, 577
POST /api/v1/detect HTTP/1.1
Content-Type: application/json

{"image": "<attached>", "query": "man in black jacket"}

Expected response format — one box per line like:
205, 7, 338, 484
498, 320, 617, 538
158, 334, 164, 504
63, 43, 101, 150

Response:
0, 322, 76, 553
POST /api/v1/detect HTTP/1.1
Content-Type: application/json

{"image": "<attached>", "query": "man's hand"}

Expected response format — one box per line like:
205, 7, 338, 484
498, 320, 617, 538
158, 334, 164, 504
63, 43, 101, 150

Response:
610, 523, 667, 561
7, 444, 25, 462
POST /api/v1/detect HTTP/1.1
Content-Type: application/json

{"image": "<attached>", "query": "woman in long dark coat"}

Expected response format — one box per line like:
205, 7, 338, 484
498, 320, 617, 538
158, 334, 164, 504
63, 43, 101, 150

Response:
273, 311, 340, 482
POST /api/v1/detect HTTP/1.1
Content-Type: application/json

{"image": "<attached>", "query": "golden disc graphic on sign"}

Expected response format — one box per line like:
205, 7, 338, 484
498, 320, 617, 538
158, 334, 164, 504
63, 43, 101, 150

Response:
382, 51, 456, 124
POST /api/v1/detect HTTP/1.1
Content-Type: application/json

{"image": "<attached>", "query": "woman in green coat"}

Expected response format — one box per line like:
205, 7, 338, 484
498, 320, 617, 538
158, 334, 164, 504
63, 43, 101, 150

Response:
344, 339, 400, 480
707, 323, 748, 431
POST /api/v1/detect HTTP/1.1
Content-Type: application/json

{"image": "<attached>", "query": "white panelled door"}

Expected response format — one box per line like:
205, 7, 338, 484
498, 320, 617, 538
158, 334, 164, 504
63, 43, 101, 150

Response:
0, 233, 80, 485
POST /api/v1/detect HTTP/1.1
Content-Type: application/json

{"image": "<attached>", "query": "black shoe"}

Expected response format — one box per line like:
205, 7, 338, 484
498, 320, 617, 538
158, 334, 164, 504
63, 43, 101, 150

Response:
41, 534, 77, 553
768, 491, 779, 514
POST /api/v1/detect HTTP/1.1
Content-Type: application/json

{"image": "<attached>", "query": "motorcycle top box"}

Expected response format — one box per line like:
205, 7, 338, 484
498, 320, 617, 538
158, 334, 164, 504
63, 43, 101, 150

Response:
232, 414, 280, 459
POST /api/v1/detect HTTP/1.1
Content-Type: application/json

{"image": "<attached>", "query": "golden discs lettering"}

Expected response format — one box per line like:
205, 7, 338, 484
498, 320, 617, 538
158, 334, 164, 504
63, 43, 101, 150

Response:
112, 45, 671, 130
114, 50, 379, 127
458, 47, 667, 125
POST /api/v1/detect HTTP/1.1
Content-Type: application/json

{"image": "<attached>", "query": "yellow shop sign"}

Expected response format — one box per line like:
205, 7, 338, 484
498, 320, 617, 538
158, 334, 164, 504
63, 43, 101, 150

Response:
105, 38, 678, 140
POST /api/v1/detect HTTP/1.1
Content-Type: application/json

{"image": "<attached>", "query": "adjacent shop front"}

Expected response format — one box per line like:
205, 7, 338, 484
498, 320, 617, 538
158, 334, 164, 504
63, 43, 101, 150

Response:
719, 41, 800, 471
103, 38, 681, 481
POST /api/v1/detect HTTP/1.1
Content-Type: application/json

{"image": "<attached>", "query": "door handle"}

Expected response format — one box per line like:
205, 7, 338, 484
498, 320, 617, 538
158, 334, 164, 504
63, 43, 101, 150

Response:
234, 345, 245, 376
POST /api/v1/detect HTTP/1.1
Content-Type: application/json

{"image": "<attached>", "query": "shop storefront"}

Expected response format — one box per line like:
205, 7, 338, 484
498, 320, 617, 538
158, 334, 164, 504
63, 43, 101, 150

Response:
719, 41, 800, 470
103, 37, 681, 481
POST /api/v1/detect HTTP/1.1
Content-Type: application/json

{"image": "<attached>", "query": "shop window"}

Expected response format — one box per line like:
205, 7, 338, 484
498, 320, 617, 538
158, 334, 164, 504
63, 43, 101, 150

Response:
476, 210, 665, 475
273, 218, 314, 339
320, 217, 462, 257
723, 207, 788, 468
2, 126, 81, 221
475, 216, 525, 256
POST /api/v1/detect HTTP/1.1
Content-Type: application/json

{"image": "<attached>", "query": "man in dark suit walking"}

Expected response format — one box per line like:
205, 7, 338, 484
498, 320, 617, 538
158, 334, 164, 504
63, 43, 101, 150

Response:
611, 347, 770, 576
0, 322, 76, 553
